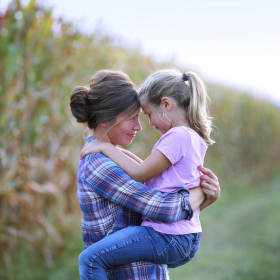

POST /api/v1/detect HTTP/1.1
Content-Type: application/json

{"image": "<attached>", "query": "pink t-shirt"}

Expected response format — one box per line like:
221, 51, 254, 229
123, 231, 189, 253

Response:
141, 126, 207, 234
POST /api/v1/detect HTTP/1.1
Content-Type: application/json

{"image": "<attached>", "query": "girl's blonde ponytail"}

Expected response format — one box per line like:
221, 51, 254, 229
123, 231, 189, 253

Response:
183, 72, 214, 145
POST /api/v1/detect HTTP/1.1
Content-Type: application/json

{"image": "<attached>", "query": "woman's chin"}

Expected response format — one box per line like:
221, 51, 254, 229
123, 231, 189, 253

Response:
124, 140, 133, 146
115, 135, 136, 146
123, 139, 134, 146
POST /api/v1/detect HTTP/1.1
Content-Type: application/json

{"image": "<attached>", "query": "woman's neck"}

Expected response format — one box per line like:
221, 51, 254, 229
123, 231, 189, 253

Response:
91, 127, 112, 144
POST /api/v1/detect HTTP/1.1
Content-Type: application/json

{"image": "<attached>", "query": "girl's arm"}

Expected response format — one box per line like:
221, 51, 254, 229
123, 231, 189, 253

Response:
80, 141, 171, 183
117, 147, 143, 164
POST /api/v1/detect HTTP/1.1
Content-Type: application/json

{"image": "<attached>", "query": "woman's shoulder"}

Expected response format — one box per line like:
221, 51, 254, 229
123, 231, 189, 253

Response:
81, 137, 117, 167
79, 152, 128, 185
86, 135, 96, 143
85, 152, 118, 168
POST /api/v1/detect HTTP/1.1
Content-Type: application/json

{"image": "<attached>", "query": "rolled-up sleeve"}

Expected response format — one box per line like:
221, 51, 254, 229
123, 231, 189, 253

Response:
83, 153, 193, 222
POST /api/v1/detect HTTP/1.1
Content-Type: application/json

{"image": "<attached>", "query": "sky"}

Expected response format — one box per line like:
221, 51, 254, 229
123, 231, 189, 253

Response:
1, 0, 280, 105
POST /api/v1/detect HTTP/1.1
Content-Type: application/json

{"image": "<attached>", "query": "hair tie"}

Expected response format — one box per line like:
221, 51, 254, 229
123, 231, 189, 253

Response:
182, 73, 188, 81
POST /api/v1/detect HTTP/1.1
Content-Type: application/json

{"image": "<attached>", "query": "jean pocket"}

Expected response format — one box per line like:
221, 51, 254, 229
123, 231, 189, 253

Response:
174, 234, 195, 256
156, 237, 187, 265
166, 234, 201, 268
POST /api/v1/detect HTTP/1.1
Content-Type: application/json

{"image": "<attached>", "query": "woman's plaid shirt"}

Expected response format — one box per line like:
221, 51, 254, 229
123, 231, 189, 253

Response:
77, 136, 193, 280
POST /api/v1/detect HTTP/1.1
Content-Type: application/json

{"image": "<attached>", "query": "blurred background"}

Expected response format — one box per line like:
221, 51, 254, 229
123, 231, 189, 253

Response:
0, 0, 280, 279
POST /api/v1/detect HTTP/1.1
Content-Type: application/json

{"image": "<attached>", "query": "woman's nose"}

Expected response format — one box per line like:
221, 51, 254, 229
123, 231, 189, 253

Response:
134, 120, 142, 131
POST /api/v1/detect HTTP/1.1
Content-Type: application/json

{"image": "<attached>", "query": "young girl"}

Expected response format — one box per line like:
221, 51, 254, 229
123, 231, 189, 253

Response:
79, 69, 214, 279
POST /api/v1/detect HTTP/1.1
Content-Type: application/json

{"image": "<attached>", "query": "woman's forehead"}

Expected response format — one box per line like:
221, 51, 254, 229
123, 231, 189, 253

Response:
117, 107, 141, 120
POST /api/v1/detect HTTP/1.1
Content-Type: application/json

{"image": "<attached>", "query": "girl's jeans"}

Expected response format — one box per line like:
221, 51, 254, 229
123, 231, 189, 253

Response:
79, 225, 202, 280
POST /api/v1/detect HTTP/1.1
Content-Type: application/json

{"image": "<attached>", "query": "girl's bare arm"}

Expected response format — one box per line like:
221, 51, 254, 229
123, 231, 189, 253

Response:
80, 141, 171, 183
117, 147, 143, 164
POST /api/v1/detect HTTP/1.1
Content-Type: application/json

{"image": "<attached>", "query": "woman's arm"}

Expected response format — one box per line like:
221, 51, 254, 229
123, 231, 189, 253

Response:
184, 165, 220, 212
197, 166, 220, 211
80, 145, 220, 210
81, 153, 219, 222
80, 141, 171, 182
84, 153, 193, 222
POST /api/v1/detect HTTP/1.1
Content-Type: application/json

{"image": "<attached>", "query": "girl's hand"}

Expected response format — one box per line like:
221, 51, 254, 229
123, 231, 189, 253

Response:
197, 166, 220, 210
80, 141, 104, 159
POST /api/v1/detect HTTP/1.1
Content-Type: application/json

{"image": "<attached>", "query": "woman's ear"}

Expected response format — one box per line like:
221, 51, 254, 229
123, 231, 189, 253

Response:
161, 97, 172, 111
99, 121, 109, 128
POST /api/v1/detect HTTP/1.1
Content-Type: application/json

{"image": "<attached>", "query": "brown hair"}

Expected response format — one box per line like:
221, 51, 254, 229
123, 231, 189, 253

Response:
139, 69, 214, 145
70, 70, 140, 130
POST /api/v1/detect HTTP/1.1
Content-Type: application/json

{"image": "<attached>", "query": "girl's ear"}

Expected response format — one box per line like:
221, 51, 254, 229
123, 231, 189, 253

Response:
161, 97, 172, 111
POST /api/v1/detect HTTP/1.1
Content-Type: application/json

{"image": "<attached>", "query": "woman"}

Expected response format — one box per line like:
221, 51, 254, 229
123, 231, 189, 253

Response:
70, 69, 220, 280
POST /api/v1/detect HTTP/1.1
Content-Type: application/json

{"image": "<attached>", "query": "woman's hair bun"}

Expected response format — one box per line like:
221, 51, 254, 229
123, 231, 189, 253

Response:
69, 70, 139, 131
70, 86, 89, 123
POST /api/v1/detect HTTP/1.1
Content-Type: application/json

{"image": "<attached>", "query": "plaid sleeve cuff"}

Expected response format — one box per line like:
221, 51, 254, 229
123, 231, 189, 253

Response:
178, 188, 193, 220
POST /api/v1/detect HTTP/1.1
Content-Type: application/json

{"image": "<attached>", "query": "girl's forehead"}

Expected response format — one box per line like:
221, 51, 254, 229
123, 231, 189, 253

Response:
139, 98, 145, 106
140, 102, 150, 113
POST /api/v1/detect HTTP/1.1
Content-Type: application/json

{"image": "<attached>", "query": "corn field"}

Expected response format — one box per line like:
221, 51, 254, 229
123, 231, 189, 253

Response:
0, 1, 280, 279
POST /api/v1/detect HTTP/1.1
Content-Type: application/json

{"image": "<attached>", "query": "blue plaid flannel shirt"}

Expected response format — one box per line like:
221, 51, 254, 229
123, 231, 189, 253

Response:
77, 136, 193, 280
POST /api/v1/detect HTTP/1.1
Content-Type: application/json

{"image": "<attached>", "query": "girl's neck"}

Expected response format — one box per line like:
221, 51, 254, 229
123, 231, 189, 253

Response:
172, 119, 190, 128
169, 107, 190, 128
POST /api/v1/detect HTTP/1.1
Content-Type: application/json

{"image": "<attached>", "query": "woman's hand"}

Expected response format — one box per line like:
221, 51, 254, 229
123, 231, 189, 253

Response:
197, 166, 220, 211
80, 141, 104, 159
